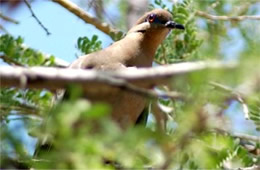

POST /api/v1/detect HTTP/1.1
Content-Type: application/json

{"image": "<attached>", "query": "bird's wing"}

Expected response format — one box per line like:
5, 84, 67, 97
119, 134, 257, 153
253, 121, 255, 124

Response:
69, 42, 127, 70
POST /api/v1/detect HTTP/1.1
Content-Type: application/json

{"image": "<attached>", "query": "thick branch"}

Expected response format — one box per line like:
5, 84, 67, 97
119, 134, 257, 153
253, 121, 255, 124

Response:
0, 61, 237, 97
196, 10, 260, 21
52, 0, 122, 39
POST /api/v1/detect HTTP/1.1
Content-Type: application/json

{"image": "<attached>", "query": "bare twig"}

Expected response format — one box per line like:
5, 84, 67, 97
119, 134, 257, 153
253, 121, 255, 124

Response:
119, 83, 185, 99
0, 13, 19, 24
237, 165, 260, 170
24, 0, 51, 35
214, 128, 260, 143
196, 10, 260, 21
232, 132, 260, 143
52, 0, 122, 40
160, 43, 167, 64
209, 81, 250, 119
6, 115, 41, 121
0, 25, 9, 33
209, 81, 234, 93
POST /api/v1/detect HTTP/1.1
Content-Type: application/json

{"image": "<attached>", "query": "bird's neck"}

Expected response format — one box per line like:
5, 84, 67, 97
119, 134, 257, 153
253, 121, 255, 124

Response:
141, 29, 170, 61
123, 30, 169, 67
142, 34, 163, 55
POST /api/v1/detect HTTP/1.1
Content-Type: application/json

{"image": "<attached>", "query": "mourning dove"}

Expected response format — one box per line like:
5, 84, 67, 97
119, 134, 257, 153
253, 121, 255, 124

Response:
69, 9, 185, 128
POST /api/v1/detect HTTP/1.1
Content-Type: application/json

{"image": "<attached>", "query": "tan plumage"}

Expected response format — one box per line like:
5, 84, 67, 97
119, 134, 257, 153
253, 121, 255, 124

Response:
69, 9, 184, 128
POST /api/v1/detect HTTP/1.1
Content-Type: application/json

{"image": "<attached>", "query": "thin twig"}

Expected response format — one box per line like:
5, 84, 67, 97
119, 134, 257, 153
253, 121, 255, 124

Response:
122, 83, 185, 100
0, 13, 19, 24
196, 10, 260, 21
0, 55, 23, 66
160, 43, 167, 64
232, 132, 260, 143
6, 115, 41, 122
0, 25, 9, 33
213, 128, 260, 143
24, 0, 51, 35
52, 0, 122, 40
209, 81, 250, 119
237, 165, 260, 170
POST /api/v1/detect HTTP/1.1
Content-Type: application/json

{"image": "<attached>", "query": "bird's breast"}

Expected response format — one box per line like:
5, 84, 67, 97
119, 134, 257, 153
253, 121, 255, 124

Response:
117, 35, 155, 67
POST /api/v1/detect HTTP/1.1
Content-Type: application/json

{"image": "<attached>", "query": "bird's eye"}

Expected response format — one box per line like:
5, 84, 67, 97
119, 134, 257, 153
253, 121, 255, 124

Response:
148, 14, 156, 23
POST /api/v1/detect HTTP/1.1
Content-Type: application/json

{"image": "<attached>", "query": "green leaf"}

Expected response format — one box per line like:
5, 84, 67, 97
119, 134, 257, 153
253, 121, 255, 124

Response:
76, 35, 102, 55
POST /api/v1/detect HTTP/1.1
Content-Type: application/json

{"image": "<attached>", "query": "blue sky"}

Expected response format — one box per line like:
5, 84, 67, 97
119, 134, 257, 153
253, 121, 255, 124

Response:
2, 0, 114, 62
2, 0, 253, 62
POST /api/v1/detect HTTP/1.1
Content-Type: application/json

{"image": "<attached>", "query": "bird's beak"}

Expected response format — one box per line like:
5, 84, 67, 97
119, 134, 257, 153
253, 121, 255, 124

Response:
165, 21, 185, 30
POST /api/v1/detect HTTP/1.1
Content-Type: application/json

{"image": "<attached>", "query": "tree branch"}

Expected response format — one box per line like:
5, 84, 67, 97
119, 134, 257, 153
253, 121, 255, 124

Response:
0, 54, 69, 68
232, 132, 260, 143
0, 104, 41, 118
0, 13, 19, 24
0, 61, 237, 98
238, 165, 260, 170
0, 24, 9, 33
209, 81, 250, 119
52, 0, 122, 40
196, 10, 260, 21
214, 128, 259, 148
0, 55, 23, 66
24, 0, 51, 35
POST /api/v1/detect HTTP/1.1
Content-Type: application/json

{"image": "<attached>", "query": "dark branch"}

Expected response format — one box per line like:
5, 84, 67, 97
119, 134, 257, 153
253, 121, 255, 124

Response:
24, 0, 51, 35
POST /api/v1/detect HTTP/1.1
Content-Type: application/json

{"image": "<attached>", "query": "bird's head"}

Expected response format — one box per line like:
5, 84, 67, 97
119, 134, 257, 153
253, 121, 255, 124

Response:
128, 9, 184, 35
126, 9, 184, 51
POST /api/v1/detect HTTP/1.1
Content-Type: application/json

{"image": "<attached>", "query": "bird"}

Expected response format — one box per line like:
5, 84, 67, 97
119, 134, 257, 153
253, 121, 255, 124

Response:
69, 9, 185, 129
33, 9, 185, 164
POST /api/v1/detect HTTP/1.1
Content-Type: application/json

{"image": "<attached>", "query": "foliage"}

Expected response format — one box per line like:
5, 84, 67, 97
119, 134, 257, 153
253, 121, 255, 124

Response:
1, 0, 260, 169
153, 0, 202, 64
0, 35, 56, 123
77, 35, 102, 55
0, 34, 56, 66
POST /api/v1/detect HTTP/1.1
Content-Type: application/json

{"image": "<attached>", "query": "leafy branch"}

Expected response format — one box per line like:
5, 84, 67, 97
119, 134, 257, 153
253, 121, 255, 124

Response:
0, 34, 68, 67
